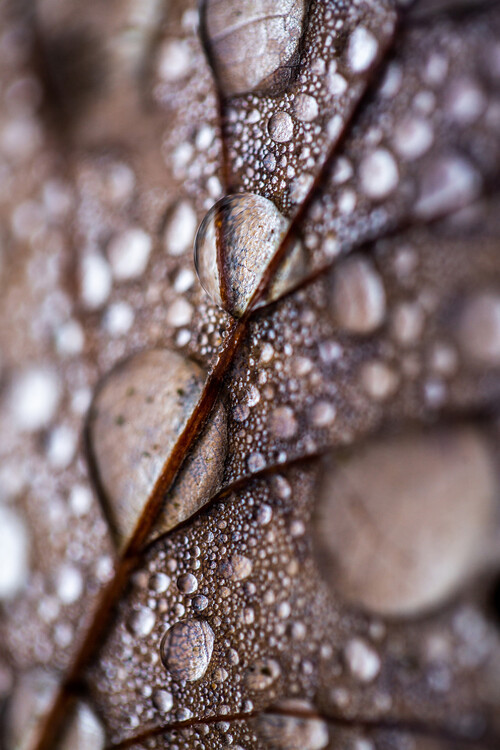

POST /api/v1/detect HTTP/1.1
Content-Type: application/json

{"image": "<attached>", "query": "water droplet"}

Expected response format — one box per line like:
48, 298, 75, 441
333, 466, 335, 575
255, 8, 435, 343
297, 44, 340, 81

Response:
127, 606, 156, 637
254, 701, 329, 750
152, 689, 174, 714
270, 405, 298, 439
245, 659, 281, 691
458, 291, 500, 366
177, 573, 198, 594
58, 702, 105, 750
359, 148, 399, 200
220, 554, 253, 582
331, 256, 386, 334
314, 426, 497, 616
149, 572, 171, 593
268, 111, 294, 143
344, 638, 381, 683
107, 227, 152, 281
194, 193, 305, 318
192, 595, 209, 612
347, 26, 379, 73
202, 0, 307, 97
292, 93, 318, 122
160, 619, 214, 682
88, 349, 227, 547
0, 505, 29, 600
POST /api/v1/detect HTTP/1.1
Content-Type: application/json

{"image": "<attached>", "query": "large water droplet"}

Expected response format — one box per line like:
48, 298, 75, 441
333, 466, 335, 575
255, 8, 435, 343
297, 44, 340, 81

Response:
202, 0, 307, 97
254, 701, 329, 750
88, 349, 227, 548
314, 426, 497, 617
194, 193, 305, 318
58, 702, 105, 750
160, 619, 214, 682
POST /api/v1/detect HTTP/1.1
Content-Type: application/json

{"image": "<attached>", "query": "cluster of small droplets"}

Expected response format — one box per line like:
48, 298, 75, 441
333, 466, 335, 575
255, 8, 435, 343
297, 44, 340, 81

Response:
298, 12, 500, 276
223, 0, 394, 214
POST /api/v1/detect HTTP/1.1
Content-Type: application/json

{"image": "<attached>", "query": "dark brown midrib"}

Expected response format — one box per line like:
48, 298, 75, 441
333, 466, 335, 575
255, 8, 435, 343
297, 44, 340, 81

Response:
28, 9, 405, 749
105, 706, 500, 750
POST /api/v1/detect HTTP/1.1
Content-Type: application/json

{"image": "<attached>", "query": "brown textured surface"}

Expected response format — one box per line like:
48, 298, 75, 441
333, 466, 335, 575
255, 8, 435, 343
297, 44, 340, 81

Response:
1, 1, 500, 749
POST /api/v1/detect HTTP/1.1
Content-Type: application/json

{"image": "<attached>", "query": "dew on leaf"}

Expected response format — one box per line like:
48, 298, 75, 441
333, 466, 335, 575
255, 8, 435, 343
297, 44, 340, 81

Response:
202, 0, 306, 97
88, 348, 227, 547
254, 702, 329, 750
314, 426, 498, 616
160, 619, 214, 682
194, 193, 305, 317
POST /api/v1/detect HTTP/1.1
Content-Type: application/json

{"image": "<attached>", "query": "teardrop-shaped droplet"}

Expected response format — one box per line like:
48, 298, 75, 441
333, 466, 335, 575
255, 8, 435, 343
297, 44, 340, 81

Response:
202, 0, 307, 97
314, 425, 497, 617
160, 619, 214, 682
88, 349, 226, 548
194, 193, 305, 317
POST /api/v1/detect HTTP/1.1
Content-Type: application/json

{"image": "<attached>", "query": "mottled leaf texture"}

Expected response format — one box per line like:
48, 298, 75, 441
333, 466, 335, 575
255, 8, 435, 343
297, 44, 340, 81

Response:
1, 1, 500, 750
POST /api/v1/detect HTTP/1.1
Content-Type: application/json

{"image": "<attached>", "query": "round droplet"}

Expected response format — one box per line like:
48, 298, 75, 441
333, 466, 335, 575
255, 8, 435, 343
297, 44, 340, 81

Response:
359, 148, 399, 200
88, 349, 227, 547
152, 689, 174, 714
177, 573, 198, 594
331, 256, 386, 335
268, 111, 294, 143
344, 638, 380, 683
127, 606, 155, 637
245, 659, 281, 691
202, 0, 307, 97
194, 193, 305, 317
314, 426, 497, 616
160, 619, 214, 682
292, 93, 318, 122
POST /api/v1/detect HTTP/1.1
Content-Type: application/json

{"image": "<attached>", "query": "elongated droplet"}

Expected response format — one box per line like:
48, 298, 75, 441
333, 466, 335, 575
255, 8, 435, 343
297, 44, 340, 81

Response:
194, 193, 305, 317
88, 349, 226, 548
202, 0, 306, 97
314, 426, 497, 617
160, 619, 214, 682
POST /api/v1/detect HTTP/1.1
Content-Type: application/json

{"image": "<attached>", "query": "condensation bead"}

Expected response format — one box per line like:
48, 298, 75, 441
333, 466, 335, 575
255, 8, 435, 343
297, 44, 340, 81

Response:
88, 349, 226, 548
314, 426, 497, 616
194, 193, 305, 317
245, 659, 281, 690
458, 291, 500, 367
268, 111, 294, 143
292, 93, 319, 122
152, 689, 174, 714
359, 148, 399, 200
254, 704, 329, 750
160, 619, 214, 682
331, 256, 386, 335
58, 702, 105, 750
0, 505, 29, 599
203, 0, 306, 97
414, 155, 480, 219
